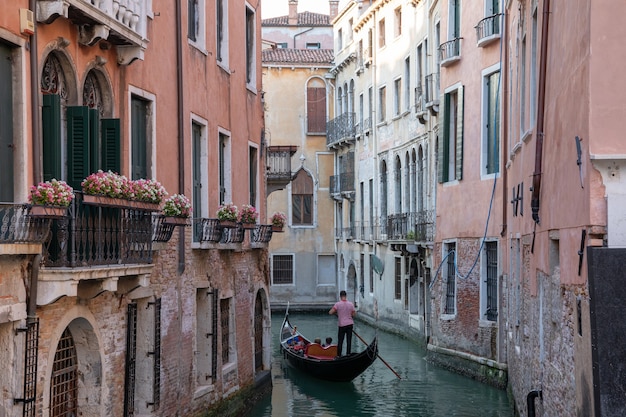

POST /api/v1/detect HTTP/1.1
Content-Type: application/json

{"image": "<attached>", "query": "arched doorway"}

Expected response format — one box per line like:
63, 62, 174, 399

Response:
253, 289, 270, 373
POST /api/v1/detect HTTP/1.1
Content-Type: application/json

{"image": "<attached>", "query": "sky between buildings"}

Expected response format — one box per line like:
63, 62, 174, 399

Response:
262, 0, 341, 19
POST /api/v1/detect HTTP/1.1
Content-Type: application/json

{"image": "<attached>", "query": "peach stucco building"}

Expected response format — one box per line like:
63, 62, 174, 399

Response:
0, 0, 272, 416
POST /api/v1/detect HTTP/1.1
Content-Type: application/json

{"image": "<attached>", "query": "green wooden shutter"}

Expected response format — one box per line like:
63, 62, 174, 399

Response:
438, 93, 450, 183
455, 85, 464, 181
42, 94, 62, 181
0, 43, 14, 200
89, 108, 100, 173
101, 118, 121, 173
131, 97, 148, 180
67, 106, 90, 189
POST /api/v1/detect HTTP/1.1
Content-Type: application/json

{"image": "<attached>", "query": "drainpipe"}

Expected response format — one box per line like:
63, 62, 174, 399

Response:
527, 390, 542, 417
293, 27, 314, 49
30, 0, 41, 183
175, 0, 185, 275
500, 11, 508, 237
530, 0, 551, 225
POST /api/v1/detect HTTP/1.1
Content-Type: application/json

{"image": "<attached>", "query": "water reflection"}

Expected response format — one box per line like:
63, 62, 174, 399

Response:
249, 312, 513, 417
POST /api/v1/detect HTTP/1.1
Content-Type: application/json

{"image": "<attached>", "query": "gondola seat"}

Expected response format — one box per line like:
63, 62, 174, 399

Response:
305, 343, 337, 359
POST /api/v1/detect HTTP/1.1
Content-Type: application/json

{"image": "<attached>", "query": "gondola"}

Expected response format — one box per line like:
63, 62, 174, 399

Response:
279, 310, 378, 382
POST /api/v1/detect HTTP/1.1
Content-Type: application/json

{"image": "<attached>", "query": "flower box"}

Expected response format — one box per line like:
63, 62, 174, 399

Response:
242, 223, 257, 230
83, 194, 133, 208
219, 220, 237, 228
164, 216, 190, 226
29, 205, 67, 218
271, 225, 284, 232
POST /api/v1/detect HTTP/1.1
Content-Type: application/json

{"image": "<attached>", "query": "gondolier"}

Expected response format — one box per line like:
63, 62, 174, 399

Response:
329, 290, 356, 357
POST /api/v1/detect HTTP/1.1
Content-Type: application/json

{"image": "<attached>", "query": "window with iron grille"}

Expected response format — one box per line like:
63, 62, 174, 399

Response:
220, 298, 231, 364
394, 257, 402, 300
484, 241, 498, 321
292, 169, 313, 225
272, 254, 294, 285
444, 243, 456, 314
51, 328, 78, 417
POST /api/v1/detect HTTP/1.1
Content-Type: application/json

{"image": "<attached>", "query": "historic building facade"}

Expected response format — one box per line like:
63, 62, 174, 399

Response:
0, 1, 271, 416
262, 1, 338, 309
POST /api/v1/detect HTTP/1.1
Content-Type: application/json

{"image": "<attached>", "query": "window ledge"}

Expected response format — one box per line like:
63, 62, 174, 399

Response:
217, 61, 231, 75
188, 39, 208, 56
376, 120, 387, 127
440, 313, 456, 321
521, 129, 533, 143
246, 83, 258, 95
479, 319, 498, 328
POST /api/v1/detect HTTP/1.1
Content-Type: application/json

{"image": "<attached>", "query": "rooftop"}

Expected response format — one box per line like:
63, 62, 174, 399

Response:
262, 11, 331, 27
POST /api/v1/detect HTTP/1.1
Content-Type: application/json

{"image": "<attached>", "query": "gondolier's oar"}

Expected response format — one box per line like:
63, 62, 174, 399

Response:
353, 330, 401, 380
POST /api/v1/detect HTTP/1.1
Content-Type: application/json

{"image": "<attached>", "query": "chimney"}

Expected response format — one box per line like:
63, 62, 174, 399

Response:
289, 0, 298, 25
329, 0, 339, 20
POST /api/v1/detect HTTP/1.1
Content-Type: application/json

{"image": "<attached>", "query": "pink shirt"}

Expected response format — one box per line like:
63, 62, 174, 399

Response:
333, 300, 355, 327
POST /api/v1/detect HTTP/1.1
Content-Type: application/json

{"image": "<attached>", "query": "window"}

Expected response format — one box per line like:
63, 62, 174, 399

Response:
367, 29, 373, 59
306, 42, 321, 49
448, 0, 461, 39
404, 57, 411, 111
196, 288, 216, 386
358, 93, 364, 128
380, 161, 388, 223
307, 78, 327, 133
438, 85, 464, 183
483, 68, 500, 175
277, 42, 288, 48
393, 78, 402, 116
220, 298, 234, 365
378, 86, 386, 123
218, 131, 231, 204
395, 257, 402, 300
482, 241, 498, 321
530, 4, 538, 128
394, 156, 402, 213
444, 242, 456, 314
249, 146, 258, 206
348, 18, 354, 43
394, 7, 402, 37
245, 5, 256, 85
337, 28, 343, 50
368, 86, 373, 126
292, 169, 313, 225
188, 0, 206, 48
131, 95, 152, 180
369, 254, 374, 293
216, 0, 228, 66
272, 254, 294, 284
318, 255, 336, 286
378, 18, 386, 48
192, 119, 208, 242
368, 179, 373, 237
520, 32, 527, 134
0, 43, 14, 201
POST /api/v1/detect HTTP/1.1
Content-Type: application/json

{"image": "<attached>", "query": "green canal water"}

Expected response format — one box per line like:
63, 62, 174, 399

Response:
247, 311, 513, 417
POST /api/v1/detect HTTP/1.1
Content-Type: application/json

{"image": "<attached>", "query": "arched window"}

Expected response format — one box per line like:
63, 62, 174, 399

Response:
306, 78, 326, 133
292, 169, 313, 225
395, 155, 402, 213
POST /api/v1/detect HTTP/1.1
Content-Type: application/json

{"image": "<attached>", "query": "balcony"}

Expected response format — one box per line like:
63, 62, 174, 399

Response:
329, 172, 355, 200
327, 113, 356, 149
193, 219, 274, 250
267, 146, 297, 195
439, 38, 462, 67
37, 0, 150, 64
386, 210, 435, 244
0, 204, 52, 255
475, 14, 502, 47
424, 73, 440, 115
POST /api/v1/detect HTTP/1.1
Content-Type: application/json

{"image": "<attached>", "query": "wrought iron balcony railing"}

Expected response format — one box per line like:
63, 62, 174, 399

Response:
43, 193, 155, 268
329, 172, 355, 196
327, 112, 356, 147
194, 219, 273, 246
385, 210, 435, 242
439, 38, 462, 66
475, 14, 502, 46
267, 146, 297, 194
0, 204, 52, 244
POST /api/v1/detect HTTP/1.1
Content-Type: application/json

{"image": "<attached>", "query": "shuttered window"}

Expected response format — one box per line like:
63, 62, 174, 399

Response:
67, 106, 91, 189
292, 169, 313, 225
101, 119, 121, 173
42, 94, 62, 181
131, 97, 149, 180
0, 43, 14, 200
438, 85, 464, 183
307, 87, 327, 133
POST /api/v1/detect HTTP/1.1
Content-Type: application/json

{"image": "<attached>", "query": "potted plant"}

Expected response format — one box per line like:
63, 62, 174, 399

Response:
238, 204, 258, 229
29, 179, 74, 217
81, 170, 133, 207
270, 211, 286, 232
132, 178, 167, 206
162, 194, 192, 225
216, 203, 238, 228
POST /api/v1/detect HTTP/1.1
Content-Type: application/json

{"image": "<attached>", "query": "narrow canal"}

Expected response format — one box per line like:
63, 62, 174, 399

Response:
247, 311, 513, 417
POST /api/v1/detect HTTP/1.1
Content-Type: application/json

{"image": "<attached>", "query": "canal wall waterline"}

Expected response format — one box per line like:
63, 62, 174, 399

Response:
201, 371, 272, 417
